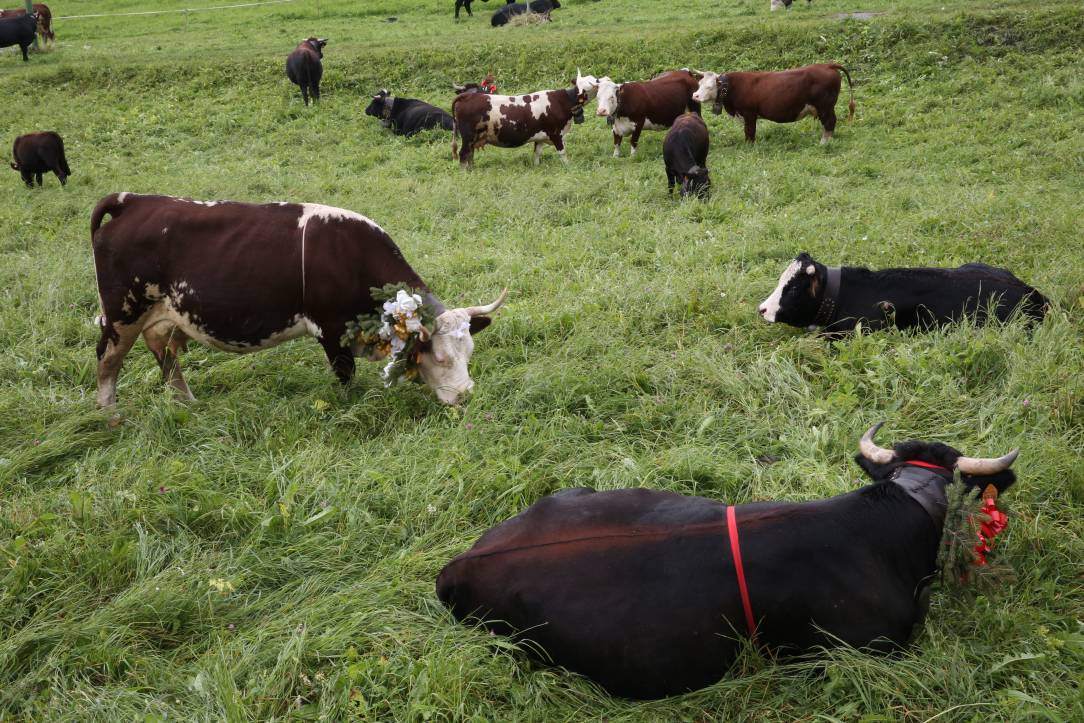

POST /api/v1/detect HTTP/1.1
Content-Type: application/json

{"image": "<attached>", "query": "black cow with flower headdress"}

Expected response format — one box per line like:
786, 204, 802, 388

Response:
437, 424, 1019, 698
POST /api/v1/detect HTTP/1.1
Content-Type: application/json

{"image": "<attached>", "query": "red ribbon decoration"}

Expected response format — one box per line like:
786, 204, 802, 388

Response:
727, 506, 758, 643
973, 497, 1008, 566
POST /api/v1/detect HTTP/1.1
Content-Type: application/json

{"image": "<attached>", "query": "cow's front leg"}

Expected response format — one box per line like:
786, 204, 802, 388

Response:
20, 170, 32, 188
629, 122, 646, 157
549, 133, 568, 163
35, 173, 43, 187
666, 167, 676, 195
612, 131, 622, 158
533, 141, 544, 165
320, 336, 355, 384
743, 114, 758, 142
143, 324, 195, 402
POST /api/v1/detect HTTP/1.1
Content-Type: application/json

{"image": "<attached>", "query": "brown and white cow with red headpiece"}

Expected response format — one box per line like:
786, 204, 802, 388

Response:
90, 193, 506, 407
451, 83, 587, 168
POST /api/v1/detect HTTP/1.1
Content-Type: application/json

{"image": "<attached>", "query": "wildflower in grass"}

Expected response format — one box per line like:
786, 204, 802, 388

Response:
208, 577, 234, 594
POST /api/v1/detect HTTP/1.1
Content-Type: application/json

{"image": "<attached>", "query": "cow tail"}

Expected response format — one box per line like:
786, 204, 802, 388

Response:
832, 64, 855, 120
91, 193, 124, 238
450, 95, 461, 161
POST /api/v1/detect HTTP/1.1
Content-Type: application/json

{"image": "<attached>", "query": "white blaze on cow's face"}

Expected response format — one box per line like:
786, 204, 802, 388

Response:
417, 310, 478, 405
691, 71, 719, 103
595, 78, 619, 117
576, 70, 600, 99
758, 259, 814, 323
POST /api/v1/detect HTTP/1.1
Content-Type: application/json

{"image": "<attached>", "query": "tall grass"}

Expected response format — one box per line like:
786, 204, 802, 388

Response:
1, 0, 1082, 719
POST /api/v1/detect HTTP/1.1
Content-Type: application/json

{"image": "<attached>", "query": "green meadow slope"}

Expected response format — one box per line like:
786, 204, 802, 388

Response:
1, 0, 1082, 719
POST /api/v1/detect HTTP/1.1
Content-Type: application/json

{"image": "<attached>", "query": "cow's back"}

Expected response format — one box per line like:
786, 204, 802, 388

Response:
436, 488, 743, 698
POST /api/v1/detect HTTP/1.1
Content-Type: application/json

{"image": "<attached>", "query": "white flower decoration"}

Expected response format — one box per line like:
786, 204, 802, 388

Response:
405, 316, 423, 333
396, 289, 420, 313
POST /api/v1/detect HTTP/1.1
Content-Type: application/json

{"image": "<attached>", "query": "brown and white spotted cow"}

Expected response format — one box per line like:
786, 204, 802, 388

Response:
451, 85, 587, 168
90, 193, 506, 407
595, 70, 701, 158
691, 64, 854, 144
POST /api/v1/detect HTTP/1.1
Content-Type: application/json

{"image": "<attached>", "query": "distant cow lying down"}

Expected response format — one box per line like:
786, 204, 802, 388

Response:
438, 425, 1020, 698
759, 252, 1048, 333
90, 193, 506, 407
366, 90, 454, 136
692, 64, 854, 143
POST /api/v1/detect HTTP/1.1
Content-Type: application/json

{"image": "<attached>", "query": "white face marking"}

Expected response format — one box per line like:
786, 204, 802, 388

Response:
692, 72, 718, 103
759, 260, 803, 323
144, 283, 162, 299
416, 310, 477, 405
297, 203, 382, 233
161, 226, 169, 234
576, 72, 600, 99
596, 78, 618, 116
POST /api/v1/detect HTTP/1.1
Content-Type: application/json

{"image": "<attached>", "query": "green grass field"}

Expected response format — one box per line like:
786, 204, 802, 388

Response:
2, 0, 1083, 719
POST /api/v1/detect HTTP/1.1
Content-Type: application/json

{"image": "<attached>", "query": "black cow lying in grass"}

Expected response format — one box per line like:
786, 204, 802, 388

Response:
365, 90, 454, 136
437, 425, 1019, 698
492, 0, 559, 26
758, 252, 1048, 333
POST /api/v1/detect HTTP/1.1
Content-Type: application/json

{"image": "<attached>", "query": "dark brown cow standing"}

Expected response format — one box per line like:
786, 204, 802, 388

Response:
11, 131, 70, 187
90, 193, 505, 407
286, 37, 327, 106
0, 3, 52, 44
451, 86, 587, 168
595, 70, 702, 157
692, 64, 855, 143
437, 426, 1020, 698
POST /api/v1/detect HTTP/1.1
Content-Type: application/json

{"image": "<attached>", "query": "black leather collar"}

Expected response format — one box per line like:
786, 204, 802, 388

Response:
892, 465, 950, 526
813, 266, 841, 327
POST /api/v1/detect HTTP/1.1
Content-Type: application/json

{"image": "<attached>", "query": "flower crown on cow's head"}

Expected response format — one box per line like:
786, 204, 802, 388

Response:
342, 284, 439, 387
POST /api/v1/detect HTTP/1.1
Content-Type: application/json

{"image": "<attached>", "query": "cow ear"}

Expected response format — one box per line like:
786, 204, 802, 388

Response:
469, 316, 493, 335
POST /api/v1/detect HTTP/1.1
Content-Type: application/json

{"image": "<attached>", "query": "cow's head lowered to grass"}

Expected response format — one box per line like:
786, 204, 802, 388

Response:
416, 292, 506, 405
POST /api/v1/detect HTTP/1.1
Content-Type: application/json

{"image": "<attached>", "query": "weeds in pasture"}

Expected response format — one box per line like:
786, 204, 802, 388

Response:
1, 0, 1083, 719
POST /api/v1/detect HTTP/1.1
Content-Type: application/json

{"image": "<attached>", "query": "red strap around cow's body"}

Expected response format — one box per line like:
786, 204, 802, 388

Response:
726, 506, 758, 643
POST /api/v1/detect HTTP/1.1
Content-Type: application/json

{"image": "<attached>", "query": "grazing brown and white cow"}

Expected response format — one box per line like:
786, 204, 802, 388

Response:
437, 425, 1020, 698
595, 70, 701, 158
451, 85, 587, 168
691, 64, 854, 144
11, 131, 69, 187
0, 3, 53, 45
90, 193, 506, 407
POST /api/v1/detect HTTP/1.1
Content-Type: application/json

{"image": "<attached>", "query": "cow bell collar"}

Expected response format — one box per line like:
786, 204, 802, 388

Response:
712, 75, 730, 115
892, 463, 951, 527
813, 265, 842, 327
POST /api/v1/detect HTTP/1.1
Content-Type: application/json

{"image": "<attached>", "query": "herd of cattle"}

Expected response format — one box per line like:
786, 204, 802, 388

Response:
7, 1, 1047, 701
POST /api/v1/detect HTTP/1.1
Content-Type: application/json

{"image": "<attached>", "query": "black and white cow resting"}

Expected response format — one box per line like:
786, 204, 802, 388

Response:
491, 0, 560, 26
451, 85, 587, 168
365, 90, 454, 136
90, 193, 506, 406
759, 252, 1048, 333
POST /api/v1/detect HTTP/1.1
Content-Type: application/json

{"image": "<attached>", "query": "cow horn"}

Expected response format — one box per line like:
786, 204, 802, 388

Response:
464, 288, 508, 317
859, 422, 895, 464
691, 69, 706, 78
452, 83, 466, 91
956, 449, 1019, 476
